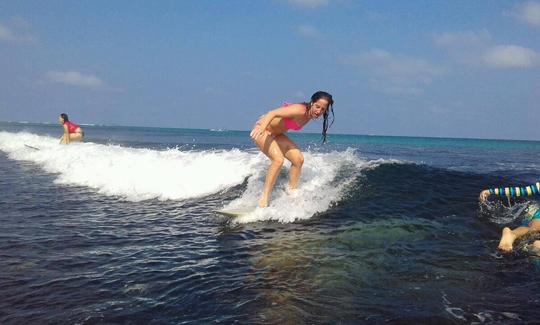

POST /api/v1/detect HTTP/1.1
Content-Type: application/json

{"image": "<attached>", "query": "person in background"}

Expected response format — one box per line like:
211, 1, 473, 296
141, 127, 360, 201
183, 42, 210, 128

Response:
250, 91, 335, 208
480, 182, 540, 252
59, 113, 84, 145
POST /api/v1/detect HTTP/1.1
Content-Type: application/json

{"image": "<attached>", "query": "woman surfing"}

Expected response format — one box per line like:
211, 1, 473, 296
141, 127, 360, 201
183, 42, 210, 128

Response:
59, 113, 84, 145
250, 91, 335, 208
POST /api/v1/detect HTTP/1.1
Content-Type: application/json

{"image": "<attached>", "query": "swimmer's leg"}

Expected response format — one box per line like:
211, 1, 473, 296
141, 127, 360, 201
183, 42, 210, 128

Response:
498, 227, 525, 252
498, 219, 540, 252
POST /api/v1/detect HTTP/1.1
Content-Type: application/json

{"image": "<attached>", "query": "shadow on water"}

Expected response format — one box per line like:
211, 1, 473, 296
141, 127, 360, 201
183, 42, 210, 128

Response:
213, 163, 540, 323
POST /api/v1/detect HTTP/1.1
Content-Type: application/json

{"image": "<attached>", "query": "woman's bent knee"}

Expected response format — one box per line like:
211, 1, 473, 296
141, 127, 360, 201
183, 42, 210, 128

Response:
293, 154, 304, 167
272, 156, 285, 167
288, 151, 304, 167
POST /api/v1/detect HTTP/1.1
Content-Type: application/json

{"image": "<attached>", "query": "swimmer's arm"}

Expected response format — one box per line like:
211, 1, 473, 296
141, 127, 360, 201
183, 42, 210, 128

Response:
480, 182, 540, 201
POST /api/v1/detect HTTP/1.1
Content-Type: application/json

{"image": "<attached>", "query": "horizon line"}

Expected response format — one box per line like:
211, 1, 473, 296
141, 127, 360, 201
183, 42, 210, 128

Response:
0, 120, 538, 143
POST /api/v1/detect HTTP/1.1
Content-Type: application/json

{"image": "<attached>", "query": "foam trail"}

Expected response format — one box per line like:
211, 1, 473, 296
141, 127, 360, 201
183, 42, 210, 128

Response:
0, 131, 260, 201
224, 149, 403, 223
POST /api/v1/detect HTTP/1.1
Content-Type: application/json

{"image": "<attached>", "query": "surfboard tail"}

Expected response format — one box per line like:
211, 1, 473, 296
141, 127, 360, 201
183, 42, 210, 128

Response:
214, 208, 256, 218
24, 144, 40, 150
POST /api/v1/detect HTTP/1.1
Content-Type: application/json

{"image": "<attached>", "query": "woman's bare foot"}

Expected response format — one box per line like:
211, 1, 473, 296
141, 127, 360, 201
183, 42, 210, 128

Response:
498, 227, 516, 252
285, 187, 300, 198
258, 197, 268, 208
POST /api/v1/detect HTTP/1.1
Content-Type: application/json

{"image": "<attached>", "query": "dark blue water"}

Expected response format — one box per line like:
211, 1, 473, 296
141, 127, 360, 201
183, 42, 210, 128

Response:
1, 122, 540, 323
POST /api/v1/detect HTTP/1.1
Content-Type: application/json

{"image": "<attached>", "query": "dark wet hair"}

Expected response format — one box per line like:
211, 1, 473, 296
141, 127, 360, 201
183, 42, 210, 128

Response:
306, 91, 334, 143
60, 113, 69, 122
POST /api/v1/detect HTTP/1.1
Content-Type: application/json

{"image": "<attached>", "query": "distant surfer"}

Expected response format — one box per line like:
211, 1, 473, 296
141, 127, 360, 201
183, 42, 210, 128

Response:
59, 113, 84, 145
479, 183, 540, 252
250, 91, 334, 208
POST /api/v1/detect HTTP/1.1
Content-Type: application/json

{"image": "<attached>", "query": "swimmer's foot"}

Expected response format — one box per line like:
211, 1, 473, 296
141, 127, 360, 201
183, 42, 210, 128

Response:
285, 187, 300, 198
525, 240, 540, 256
258, 197, 268, 208
498, 227, 516, 252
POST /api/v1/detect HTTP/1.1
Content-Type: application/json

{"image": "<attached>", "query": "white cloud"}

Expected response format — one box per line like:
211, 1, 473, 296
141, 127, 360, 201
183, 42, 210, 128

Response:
434, 30, 539, 69
0, 18, 34, 43
433, 30, 491, 48
0, 23, 14, 41
0, 24, 17, 42
433, 30, 492, 65
296, 25, 322, 39
511, 1, 540, 27
287, 0, 329, 9
483, 45, 538, 68
46, 70, 105, 88
342, 49, 445, 96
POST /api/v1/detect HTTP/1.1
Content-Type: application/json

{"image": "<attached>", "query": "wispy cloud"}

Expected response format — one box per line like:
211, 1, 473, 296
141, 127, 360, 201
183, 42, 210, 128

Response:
433, 30, 492, 65
0, 17, 34, 43
483, 45, 539, 68
0, 23, 14, 41
46, 70, 105, 88
434, 30, 539, 69
296, 25, 322, 39
510, 1, 540, 27
341, 49, 445, 96
287, 0, 329, 9
433, 30, 491, 48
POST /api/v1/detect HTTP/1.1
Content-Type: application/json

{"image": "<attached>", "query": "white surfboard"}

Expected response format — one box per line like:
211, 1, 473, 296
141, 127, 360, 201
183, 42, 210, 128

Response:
214, 207, 256, 218
24, 144, 40, 150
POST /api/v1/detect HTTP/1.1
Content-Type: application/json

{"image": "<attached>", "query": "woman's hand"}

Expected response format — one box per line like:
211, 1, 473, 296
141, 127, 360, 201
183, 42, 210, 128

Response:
479, 189, 490, 203
250, 124, 266, 140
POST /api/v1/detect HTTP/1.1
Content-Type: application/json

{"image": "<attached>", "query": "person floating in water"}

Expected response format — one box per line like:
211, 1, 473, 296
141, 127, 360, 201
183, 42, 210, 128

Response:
59, 113, 84, 145
479, 182, 540, 252
250, 91, 334, 208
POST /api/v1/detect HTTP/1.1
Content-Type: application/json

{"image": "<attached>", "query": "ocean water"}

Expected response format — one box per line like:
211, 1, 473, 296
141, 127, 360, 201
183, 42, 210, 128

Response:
1, 121, 540, 324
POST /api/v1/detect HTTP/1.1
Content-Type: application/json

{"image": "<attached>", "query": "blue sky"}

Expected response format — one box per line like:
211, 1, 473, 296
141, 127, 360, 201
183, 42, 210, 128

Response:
0, 0, 539, 140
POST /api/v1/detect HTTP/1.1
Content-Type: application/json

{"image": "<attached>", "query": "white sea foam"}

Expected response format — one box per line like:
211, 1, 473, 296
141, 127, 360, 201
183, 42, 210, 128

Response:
225, 149, 402, 223
0, 131, 404, 222
0, 131, 258, 201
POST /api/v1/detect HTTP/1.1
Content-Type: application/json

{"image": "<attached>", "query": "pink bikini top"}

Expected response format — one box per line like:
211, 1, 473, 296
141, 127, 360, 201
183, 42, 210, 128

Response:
282, 102, 303, 131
